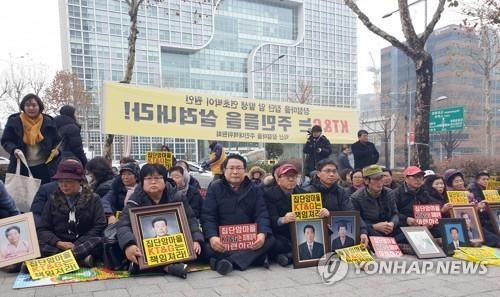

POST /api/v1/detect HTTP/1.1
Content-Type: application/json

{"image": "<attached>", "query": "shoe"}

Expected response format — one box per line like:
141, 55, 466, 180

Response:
81, 255, 94, 268
215, 259, 233, 276
128, 262, 139, 275
165, 263, 188, 279
209, 257, 217, 271
277, 254, 290, 267
263, 255, 270, 269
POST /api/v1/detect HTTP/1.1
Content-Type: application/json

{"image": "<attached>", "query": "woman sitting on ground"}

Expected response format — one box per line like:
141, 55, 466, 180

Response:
169, 166, 203, 219
37, 159, 106, 267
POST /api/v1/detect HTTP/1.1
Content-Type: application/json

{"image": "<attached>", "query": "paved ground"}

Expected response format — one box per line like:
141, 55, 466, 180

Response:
1, 258, 499, 297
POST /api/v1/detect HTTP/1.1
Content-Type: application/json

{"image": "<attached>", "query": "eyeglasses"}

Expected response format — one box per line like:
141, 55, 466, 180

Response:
321, 169, 337, 174
225, 167, 245, 172
144, 175, 164, 182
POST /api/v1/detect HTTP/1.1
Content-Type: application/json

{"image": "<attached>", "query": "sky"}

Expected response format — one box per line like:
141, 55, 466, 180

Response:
0, 0, 465, 98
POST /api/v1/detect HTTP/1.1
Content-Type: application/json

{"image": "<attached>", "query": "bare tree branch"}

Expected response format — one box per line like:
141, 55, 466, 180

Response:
344, 0, 418, 59
421, 0, 447, 42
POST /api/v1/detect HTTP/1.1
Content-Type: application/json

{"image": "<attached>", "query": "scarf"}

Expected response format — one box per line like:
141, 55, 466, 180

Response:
178, 170, 190, 196
20, 113, 44, 145
65, 193, 80, 238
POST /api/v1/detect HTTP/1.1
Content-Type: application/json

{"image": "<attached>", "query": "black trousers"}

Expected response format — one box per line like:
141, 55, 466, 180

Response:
269, 235, 292, 258
205, 236, 275, 270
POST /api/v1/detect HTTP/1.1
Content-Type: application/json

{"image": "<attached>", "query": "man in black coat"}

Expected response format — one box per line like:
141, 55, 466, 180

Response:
351, 165, 402, 242
298, 224, 324, 260
351, 130, 379, 170
54, 105, 88, 167
201, 155, 274, 275
303, 125, 332, 177
263, 163, 302, 266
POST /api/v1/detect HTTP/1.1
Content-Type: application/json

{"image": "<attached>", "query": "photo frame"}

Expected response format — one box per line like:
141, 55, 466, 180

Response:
401, 227, 446, 259
329, 211, 360, 252
0, 212, 40, 268
450, 205, 484, 244
487, 204, 500, 236
129, 202, 196, 270
290, 218, 330, 269
438, 218, 470, 256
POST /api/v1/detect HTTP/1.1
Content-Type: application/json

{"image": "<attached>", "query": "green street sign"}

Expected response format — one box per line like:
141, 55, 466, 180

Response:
429, 106, 464, 133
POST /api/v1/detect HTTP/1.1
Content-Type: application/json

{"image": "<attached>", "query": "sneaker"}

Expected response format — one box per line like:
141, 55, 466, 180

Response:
215, 259, 233, 276
277, 254, 290, 267
165, 263, 188, 279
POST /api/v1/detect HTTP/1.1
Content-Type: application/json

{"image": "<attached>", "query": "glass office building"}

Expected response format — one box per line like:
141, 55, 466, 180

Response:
59, 0, 357, 161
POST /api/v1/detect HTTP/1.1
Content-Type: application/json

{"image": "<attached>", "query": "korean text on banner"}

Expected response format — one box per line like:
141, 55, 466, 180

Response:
143, 233, 190, 266
25, 250, 79, 280
291, 192, 322, 220
102, 82, 358, 144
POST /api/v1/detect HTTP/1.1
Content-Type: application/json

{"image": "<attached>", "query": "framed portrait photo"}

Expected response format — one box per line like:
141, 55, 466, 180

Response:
290, 218, 330, 269
129, 202, 196, 270
0, 213, 40, 268
439, 218, 470, 256
401, 227, 446, 259
450, 205, 484, 244
329, 211, 360, 252
487, 204, 500, 236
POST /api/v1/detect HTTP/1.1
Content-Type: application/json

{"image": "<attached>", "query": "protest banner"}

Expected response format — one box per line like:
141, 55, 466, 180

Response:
483, 190, 500, 204
145, 151, 173, 169
447, 191, 469, 205
413, 204, 442, 225
291, 192, 322, 220
219, 223, 258, 251
102, 82, 358, 144
142, 233, 190, 266
25, 250, 79, 280
335, 244, 374, 263
369, 236, 403, 258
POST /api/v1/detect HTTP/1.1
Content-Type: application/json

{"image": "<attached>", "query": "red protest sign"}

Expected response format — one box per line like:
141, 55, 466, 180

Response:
413, 204, 442, 226
369, 236, 403, 258
219, 223, 257, 251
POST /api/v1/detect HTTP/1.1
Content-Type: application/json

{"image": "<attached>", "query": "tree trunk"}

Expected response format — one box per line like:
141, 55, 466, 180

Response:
103, 0, 142, 161
412, 53, 433, 169
384, 134, 390, 169
484, 70, 493, 156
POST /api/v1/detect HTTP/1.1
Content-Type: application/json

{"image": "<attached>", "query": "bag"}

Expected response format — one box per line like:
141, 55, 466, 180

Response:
5, 153, 41, 212
102, 223, 126, 270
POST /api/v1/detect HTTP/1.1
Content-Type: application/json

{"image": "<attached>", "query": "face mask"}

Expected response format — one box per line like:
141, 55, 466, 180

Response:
86, 174, 93, 184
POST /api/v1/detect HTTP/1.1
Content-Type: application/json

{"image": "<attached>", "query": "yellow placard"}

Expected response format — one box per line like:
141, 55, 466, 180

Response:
453, 246, 500, 265
291, 192, 322, 220
115, 211, 122, 220
25, 250, 79, 280
142, 233, 190, 266
102, 81, 358, 144
483, 190, 500, 203
335, 244, 374, 263
487, 181, 500, 190
145, 151, 173, 169
447, 191, 469, 205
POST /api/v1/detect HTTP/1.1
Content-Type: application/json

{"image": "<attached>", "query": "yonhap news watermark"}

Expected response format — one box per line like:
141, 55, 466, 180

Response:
317, 253, 488, 285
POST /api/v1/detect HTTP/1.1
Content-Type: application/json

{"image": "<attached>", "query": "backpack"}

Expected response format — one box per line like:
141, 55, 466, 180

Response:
102, 223, 127, 270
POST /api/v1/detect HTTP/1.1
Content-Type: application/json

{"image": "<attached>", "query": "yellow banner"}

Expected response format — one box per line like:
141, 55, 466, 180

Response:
102, 82, 358, 144
483, 190, 500, 203
447, 191, 469, 205
291, 192, 322, 220
143, 233, 190, 266
453, 246, 500, 265
25, 250, 79, 280
335, 244, 374, 263
145, 151, 173, 169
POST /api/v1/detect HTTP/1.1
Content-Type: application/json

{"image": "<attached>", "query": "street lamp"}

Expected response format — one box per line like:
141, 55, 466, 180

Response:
251, 54, 285, 73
